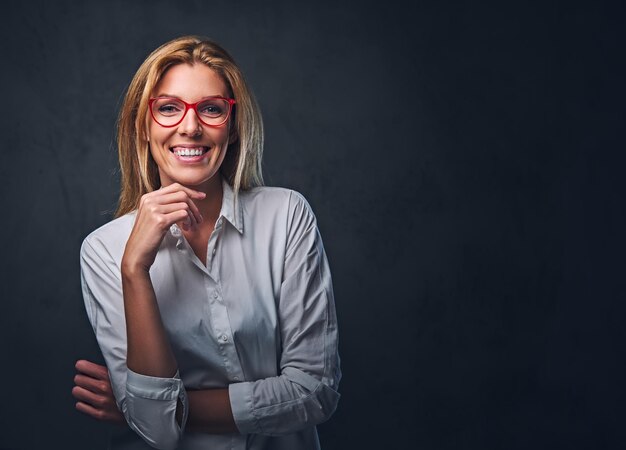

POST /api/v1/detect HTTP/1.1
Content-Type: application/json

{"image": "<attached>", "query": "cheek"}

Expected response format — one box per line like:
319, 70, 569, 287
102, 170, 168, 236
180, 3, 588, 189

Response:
147, 121, 160, 142
148, 125, 173, 148
211, 127, 230, 145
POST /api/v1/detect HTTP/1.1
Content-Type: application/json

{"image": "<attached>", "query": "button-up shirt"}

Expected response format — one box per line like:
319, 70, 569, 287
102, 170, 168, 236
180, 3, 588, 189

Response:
80, 178, 341, 450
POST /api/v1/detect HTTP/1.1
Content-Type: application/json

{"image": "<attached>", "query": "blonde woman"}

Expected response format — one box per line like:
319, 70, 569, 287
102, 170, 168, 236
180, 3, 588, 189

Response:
72, 36, 340, 450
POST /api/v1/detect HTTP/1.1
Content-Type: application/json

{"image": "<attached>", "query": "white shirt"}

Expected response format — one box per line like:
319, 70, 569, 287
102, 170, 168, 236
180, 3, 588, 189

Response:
80, 178, 341, 450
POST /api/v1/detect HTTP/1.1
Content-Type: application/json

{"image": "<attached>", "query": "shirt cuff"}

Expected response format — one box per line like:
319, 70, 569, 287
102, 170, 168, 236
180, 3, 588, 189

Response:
126, 368, 189, 443
229, 381, 260, 435
126, 369, 185, 401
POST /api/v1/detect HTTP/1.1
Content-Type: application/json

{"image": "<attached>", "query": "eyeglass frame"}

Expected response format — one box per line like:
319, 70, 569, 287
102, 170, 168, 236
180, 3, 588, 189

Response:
148, 96, 237, 128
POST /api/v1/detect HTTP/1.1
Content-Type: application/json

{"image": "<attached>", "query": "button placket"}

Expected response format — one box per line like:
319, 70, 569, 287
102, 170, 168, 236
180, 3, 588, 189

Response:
201, 228, 245, 384
206, 220, 222, 269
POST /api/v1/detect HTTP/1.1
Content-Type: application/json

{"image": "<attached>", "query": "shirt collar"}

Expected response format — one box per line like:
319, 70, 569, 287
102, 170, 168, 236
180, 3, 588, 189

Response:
219, 176, 244, 234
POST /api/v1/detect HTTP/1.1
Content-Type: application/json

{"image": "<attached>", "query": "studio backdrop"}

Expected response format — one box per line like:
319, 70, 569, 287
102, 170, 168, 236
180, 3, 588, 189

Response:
0, 1, 624, 449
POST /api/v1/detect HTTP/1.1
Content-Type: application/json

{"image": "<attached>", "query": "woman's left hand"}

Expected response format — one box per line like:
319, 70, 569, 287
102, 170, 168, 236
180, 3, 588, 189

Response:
72, 359, 125, 424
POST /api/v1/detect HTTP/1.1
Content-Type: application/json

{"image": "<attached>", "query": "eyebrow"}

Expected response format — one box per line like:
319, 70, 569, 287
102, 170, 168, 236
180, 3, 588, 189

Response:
154, 93, 227, 99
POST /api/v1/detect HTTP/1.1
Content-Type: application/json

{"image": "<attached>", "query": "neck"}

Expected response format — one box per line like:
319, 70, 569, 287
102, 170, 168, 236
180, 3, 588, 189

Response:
194, 175, 223, 223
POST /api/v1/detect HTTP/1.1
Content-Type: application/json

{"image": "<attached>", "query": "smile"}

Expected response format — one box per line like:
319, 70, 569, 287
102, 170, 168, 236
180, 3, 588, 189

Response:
170, 146, 210, 157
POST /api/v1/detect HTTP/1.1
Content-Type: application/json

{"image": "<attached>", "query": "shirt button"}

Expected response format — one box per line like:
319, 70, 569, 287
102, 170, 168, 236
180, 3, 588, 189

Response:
220, 334, 228, 342
213, 292, 218, 299
233, 376, 240, 381
212, 248, 217, 255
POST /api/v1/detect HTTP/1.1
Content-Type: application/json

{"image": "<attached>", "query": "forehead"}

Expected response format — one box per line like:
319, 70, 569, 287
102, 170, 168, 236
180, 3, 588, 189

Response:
154, 63, 228, 99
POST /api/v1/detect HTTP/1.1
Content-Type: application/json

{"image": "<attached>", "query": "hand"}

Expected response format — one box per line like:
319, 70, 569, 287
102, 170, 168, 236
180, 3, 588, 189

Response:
122, 183, 205, 272
73, 359, 125, 424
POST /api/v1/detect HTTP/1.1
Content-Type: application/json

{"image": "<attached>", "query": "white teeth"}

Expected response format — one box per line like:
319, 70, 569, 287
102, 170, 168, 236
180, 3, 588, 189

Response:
173, 147, 206, 157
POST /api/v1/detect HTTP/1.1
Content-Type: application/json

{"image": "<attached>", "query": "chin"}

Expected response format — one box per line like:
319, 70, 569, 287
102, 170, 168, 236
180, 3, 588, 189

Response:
163, 170, 221, 188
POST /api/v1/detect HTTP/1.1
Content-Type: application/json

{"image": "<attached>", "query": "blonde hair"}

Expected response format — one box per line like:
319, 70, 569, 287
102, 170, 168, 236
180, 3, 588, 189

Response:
115, 35, 264, 217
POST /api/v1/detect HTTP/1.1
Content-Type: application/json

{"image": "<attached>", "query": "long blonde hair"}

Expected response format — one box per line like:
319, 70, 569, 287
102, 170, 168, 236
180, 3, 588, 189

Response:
115, 36, 264, 217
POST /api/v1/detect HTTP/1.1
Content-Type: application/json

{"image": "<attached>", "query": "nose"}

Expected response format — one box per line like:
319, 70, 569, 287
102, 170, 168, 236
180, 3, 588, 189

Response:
177, 106, 202, 136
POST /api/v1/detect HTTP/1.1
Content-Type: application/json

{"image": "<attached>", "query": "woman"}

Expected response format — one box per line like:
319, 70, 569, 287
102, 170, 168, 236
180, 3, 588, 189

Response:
72, 35, 340, 450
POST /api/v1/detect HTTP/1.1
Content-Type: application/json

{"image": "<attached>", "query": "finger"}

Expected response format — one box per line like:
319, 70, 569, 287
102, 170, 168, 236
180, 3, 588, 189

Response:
179, 217, 191, 232
74, 373, 111, 395
188, 206, 198, 230
157, 202, 191, 215
75, 360, 109, 380
165, 210, 192, 229
155, 202, 195, 229
155, 183, 206, 200
186, 211, 195, 231
75, 401, 105, 420
158, 205, 193, 231
156, 192, 203, 224
76, 401, 124, 423
72, 385, 105, 406
181, 210, 195, 231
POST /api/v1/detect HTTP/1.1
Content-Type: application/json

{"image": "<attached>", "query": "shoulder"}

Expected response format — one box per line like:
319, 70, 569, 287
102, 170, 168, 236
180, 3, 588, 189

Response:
240, 186, 315, 219
240, 186, 318, 244
80, 211, 137, 262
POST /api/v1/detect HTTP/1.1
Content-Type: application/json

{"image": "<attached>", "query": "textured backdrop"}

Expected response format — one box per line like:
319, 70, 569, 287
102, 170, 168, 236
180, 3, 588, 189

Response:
0, 0, 625, 449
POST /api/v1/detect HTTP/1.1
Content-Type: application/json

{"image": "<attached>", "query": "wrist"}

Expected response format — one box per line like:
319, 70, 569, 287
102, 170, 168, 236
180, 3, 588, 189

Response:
121, 257, 151, 279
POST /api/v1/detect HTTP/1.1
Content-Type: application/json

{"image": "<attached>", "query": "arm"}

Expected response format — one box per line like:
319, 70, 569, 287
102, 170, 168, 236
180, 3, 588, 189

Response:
121, 184, 206, 379
80, 183, 228, 449
73, 360, 236, 433
121, 184, 237, 435
226, 191, 341, 435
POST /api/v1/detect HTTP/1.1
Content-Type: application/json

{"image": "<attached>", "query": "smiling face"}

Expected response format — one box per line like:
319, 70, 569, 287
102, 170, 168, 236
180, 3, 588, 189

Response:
147, 63, 232, 191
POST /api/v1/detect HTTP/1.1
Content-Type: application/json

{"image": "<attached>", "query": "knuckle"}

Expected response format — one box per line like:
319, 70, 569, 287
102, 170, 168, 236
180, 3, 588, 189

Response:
98, 381, 108, 393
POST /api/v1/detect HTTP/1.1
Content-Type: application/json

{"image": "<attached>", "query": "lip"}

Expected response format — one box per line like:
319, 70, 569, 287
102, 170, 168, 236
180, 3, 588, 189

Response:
169, 145, 211, 164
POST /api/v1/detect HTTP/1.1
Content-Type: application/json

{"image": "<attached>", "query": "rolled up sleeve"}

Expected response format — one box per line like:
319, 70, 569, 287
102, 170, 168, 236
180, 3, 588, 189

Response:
126, 369, 188, 450
80, 237, 188, 449
228, 192, 341, 435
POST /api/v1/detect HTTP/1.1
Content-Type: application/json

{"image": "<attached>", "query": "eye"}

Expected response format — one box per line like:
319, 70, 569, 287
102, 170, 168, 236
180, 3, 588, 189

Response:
154, 99, 184, 116
198, 99, 227, 117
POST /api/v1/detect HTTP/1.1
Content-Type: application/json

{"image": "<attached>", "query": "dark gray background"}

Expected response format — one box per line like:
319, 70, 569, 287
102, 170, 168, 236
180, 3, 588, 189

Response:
1, 0, 625, 448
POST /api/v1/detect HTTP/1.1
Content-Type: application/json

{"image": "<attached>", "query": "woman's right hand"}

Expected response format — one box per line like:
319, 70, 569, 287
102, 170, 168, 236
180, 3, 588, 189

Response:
122, 183, 205, 273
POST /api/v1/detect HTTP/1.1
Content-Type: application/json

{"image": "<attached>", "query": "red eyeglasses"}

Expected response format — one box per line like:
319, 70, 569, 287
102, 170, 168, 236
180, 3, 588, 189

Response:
149, 96, 236, 128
